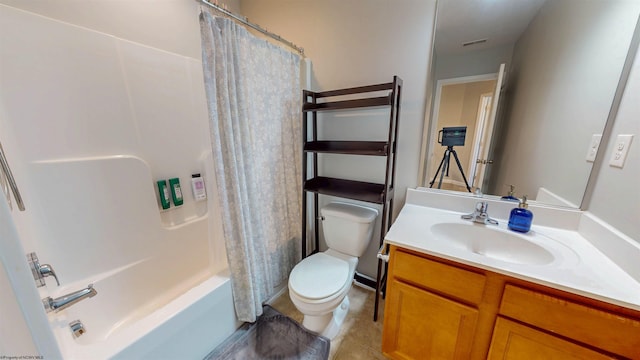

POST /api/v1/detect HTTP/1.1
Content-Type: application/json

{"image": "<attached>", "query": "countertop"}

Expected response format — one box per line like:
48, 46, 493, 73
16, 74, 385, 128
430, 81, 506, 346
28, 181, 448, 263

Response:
384, 203, 640, 311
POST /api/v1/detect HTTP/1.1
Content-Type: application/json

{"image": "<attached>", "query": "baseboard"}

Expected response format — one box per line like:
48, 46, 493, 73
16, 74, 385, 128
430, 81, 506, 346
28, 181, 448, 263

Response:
354, 271, 376, 290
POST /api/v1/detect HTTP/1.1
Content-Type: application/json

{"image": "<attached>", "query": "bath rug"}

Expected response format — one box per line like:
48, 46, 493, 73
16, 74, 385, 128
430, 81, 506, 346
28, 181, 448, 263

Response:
204, 305, 330, 360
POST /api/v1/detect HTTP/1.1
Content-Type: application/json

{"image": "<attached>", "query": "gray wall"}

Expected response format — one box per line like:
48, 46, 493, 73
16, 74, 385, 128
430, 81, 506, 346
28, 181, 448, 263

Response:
588, 41, 640, 242
434, 44, 514, 81
491, 0, 640, 206
240, 0, 437, 278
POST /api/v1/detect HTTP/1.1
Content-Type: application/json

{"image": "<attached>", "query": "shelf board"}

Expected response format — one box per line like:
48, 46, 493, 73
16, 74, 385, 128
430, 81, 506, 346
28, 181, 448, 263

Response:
304, 141, 389, 156
304, 177, 386, 204
313, 82, 394, 98
303, 96, 391, 112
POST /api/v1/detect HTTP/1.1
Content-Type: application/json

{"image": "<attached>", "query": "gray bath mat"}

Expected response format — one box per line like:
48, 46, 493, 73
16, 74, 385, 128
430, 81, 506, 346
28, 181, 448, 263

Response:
204, 305, 330, 360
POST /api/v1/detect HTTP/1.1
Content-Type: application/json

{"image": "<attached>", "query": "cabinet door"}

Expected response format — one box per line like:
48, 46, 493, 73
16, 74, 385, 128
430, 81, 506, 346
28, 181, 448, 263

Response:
382, 279, 479, 360
488, 317, 616, 360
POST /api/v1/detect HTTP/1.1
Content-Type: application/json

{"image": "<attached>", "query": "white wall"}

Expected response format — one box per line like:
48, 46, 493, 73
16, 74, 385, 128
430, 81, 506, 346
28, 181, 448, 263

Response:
588, 40, 640, 242
492, 0, 640, 206
239, 0, 437, 277
1, 0, 202, 59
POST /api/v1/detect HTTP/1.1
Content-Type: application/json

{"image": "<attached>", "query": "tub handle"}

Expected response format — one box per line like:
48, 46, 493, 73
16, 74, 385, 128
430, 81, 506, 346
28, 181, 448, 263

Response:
27, 252, 60, 287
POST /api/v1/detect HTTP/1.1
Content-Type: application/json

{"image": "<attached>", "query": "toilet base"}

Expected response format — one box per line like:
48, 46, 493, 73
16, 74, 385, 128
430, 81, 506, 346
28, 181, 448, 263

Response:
301, 296, 350, 340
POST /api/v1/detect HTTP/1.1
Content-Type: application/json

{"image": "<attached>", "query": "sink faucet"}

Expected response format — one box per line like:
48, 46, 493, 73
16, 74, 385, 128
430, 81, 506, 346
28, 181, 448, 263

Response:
42, 284, 97, 313
462, 201, 499, 225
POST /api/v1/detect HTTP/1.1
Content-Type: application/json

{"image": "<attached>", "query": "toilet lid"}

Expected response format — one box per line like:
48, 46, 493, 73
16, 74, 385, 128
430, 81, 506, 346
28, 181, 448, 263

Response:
289, 253, 350, 300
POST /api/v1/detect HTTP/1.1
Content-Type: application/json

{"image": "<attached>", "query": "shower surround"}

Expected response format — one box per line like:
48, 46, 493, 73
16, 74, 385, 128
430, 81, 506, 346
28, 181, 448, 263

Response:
0, 3, 239, 358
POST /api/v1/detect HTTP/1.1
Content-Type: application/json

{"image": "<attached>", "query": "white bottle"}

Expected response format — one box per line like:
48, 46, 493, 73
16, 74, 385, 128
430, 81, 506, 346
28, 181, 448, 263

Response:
191, 174, 207, 201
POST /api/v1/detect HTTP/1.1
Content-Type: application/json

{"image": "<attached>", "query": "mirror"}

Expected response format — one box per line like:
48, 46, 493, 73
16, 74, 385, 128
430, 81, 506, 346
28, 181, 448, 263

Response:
420, 0, 640, 208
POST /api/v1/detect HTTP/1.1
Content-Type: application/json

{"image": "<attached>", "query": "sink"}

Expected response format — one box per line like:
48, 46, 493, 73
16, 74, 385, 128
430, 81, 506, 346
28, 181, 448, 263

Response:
430, 223, 555, 265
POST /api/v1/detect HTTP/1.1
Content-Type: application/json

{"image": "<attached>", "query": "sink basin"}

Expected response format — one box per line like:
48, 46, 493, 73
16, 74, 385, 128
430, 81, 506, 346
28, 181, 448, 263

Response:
430, 223, 555, 265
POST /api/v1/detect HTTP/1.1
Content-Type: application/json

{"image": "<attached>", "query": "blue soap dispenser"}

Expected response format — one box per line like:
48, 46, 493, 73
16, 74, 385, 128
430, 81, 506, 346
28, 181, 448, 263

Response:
501, 184, 519, 202
508, 195, 533, 233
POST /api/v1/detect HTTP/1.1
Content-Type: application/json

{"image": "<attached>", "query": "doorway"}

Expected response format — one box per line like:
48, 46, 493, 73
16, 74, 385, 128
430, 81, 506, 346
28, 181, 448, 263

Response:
426, 64, 505, 193
427, 76, 497, 192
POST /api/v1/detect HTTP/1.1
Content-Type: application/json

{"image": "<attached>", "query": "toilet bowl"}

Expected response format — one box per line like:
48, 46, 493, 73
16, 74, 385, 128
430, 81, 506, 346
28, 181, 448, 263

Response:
288, 202, 378, 339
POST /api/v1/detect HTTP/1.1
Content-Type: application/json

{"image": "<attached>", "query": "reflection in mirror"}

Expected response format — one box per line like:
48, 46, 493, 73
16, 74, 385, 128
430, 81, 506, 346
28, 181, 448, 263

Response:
421, 0, 640, 208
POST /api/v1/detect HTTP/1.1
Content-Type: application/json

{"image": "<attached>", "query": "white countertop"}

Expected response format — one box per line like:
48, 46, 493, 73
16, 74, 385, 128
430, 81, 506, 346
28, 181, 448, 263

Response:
385, 203, 640, 311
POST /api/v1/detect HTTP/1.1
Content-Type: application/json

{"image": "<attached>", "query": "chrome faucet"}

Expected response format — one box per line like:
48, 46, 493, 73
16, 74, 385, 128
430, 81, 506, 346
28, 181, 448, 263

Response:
461, 201, 499, 225
43, 284, 97, 313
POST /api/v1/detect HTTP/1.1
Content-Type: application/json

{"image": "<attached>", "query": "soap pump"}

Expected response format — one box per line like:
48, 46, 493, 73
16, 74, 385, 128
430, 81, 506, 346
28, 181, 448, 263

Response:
501, 184, 519, 202
508, 195, 533, 233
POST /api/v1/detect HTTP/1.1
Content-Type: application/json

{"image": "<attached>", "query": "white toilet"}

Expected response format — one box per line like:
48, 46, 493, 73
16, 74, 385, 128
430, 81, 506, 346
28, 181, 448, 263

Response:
288, 202, 378, 339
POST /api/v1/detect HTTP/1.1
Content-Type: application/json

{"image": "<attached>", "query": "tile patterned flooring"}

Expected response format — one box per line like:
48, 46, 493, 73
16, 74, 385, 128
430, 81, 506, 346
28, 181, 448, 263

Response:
270, 285, 387, 359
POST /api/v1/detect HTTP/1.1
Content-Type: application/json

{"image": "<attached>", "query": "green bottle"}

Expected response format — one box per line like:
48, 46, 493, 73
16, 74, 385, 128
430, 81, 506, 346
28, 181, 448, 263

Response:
169, 178, 184, 206
157, 180, 170, 210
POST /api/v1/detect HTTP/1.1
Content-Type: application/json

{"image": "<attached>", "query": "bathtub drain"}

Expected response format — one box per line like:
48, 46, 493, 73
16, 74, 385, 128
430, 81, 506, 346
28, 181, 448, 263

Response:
69, 320, 86, 338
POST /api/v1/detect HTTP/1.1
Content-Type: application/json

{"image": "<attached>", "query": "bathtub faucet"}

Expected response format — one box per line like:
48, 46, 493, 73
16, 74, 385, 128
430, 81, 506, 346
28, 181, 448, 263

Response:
43, 284, 97, 313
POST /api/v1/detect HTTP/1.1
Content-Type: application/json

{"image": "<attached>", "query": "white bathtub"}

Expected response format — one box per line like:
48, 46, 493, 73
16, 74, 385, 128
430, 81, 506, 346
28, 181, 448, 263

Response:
46, 261, 240, 359
11, 155, 239, 358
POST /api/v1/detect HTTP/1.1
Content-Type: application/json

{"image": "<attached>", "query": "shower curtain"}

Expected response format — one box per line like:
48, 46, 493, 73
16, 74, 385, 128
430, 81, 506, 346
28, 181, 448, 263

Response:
199, 11, 302, 322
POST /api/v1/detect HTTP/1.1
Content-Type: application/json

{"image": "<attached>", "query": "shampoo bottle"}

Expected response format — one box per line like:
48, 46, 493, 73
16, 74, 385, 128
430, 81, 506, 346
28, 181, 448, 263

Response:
508, 196, 533, 233
169, 178, 184, 206
191, 174, 207, 201
157, 180, 170, 210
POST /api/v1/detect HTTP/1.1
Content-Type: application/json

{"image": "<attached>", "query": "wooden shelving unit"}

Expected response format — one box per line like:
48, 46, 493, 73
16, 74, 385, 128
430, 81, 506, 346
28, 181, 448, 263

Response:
301, 76, 402, 321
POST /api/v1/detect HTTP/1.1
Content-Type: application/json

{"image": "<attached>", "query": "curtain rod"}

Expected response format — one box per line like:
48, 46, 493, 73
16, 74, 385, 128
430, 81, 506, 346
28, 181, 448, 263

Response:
199, 0, 305, 56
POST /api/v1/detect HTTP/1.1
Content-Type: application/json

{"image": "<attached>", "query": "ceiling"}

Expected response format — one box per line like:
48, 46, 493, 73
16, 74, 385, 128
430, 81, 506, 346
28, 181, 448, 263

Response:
435, 0, 547, 55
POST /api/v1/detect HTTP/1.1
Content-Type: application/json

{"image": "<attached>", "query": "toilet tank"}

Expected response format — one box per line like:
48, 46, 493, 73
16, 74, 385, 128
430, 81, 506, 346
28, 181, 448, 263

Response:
321, 202, 378, 257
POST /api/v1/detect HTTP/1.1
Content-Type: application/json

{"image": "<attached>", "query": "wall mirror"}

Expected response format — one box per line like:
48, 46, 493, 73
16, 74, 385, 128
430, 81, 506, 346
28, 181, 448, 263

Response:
420, 0, 640, 208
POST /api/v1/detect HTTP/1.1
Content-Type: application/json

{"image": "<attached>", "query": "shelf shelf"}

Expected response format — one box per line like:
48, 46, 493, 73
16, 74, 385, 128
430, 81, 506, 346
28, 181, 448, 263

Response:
303, 96, 391, 112
304, 141, 389, 156
301, 76, 403, 323
304, 177, 386, 204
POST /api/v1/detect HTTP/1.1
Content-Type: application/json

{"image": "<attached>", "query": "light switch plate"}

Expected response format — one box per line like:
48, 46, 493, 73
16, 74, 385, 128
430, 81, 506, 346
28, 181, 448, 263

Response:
609, 134, 634, 168
585, 134, 602, 162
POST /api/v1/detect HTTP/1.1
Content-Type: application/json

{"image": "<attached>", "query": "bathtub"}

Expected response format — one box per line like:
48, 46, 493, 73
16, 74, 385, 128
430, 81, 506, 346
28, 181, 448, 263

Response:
19, 155, 240, 358
12, 155, 239, 358
47, 261, 239, 359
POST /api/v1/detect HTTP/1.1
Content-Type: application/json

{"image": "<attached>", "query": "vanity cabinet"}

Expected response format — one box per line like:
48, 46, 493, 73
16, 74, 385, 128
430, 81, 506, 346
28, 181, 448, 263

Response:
382, 249, 485, 359
381, 245, 640, 360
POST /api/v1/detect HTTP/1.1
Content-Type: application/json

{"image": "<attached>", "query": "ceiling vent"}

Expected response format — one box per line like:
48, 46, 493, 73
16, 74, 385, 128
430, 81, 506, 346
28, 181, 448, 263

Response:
462, 38, 488, 47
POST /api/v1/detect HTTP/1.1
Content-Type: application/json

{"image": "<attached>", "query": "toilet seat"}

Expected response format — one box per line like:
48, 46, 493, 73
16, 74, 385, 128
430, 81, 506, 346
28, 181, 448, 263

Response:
289, 253, 350, 300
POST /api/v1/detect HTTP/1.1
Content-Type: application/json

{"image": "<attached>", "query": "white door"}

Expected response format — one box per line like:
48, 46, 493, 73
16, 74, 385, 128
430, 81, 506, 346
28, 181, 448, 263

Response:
475, 63, 506, 193
468, 93, 493, 188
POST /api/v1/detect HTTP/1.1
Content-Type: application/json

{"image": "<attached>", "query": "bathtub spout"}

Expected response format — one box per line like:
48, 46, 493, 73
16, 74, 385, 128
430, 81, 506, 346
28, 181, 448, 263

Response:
43, 284, 97, 313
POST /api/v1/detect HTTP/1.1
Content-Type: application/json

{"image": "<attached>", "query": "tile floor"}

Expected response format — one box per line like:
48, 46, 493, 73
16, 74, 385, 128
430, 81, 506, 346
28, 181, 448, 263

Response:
269, 285, 387, 359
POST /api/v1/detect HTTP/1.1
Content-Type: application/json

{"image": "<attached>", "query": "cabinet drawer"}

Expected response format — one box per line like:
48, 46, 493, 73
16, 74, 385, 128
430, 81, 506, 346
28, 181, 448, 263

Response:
392, 248, 486, 304
500, 284, 640, 359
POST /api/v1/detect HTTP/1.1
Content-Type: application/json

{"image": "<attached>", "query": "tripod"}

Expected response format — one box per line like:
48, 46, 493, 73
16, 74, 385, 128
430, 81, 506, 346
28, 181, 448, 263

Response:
429, 146, 472, 192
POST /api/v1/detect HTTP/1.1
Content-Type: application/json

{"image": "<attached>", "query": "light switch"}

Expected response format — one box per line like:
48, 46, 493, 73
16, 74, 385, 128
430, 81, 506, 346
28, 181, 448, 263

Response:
609, 134, 634, 168
585, 134, 602, 162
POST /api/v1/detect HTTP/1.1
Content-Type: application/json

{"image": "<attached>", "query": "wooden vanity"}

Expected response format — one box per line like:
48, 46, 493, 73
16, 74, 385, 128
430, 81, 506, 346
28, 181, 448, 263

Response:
381, 245, 640, 359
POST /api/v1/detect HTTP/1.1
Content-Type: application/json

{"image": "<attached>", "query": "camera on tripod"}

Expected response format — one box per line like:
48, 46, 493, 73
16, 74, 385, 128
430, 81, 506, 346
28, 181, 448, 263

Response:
429, 126, 471, 192
438, 126, 467, 147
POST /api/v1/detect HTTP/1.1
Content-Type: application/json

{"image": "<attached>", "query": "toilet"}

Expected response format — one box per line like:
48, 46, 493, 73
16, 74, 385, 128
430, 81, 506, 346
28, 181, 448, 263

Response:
288, 202, 378, 339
